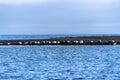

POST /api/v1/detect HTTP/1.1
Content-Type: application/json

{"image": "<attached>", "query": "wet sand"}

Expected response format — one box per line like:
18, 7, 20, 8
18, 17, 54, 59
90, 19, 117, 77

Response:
0, 36, 120, 45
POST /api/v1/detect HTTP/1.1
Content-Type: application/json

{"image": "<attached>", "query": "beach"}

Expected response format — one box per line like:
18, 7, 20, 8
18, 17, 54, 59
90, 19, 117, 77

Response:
0, 36, 120, 45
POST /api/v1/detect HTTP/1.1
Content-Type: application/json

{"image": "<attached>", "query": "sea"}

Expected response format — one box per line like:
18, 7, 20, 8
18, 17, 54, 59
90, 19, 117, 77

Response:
0, 35, 120, 80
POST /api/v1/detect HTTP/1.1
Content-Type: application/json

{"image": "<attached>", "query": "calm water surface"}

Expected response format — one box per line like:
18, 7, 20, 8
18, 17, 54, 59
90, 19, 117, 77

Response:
0, 45, 120, 80
0, 34, 118, 40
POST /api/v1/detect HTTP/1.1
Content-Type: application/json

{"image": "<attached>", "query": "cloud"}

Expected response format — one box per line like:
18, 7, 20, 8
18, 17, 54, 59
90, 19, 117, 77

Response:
0, 0, 120, 34
0, 0, 56, 4
85, 0, 118, 3
0, 0, 118, 5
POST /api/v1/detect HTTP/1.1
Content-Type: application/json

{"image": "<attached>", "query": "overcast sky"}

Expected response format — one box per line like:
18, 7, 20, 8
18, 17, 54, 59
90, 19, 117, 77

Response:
0, 0, 120, 34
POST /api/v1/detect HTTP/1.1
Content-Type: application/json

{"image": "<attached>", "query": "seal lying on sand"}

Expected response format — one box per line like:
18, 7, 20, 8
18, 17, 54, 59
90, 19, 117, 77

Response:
0, 36, 119, 45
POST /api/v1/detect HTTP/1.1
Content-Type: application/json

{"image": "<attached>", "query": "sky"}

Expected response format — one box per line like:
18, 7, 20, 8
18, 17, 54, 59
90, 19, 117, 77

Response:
0, 0, 120, 34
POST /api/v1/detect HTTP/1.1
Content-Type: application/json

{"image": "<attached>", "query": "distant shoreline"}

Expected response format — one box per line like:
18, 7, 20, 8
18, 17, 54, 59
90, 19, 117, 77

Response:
0, 36, 120, 45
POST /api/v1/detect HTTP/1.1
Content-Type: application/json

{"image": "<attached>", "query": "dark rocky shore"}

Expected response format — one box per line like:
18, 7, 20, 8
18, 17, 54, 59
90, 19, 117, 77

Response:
0, 36, 120, 45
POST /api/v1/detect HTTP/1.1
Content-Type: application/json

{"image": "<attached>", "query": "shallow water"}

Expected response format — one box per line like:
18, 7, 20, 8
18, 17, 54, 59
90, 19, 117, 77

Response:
0, 45, 120, 80
0, 35, 80, 40
0, 34, 118, 40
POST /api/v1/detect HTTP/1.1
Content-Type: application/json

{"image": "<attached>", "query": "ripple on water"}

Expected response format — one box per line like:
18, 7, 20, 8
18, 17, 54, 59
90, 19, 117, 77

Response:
0, 46, 120, 80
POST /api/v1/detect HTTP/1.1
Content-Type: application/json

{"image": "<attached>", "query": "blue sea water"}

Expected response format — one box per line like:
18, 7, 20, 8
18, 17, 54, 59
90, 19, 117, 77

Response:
0, 35, 120, 80
0, 34, 119, 40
